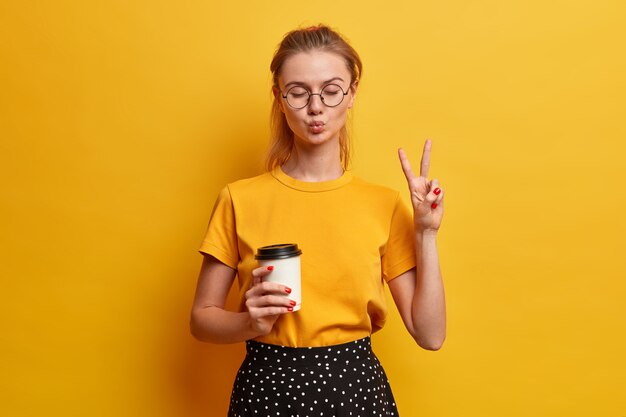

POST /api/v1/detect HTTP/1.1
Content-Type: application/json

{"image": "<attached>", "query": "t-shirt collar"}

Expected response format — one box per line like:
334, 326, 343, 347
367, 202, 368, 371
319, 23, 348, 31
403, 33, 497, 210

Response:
271, 166, 353, 192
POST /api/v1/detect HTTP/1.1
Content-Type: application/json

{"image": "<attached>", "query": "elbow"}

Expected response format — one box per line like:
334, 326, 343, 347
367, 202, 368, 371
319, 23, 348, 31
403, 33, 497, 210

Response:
421, 339, 444, 351
189, 312, 209, 343
409, 317, 446, 351
413, 333, 446, 351
189, 320, 203, 342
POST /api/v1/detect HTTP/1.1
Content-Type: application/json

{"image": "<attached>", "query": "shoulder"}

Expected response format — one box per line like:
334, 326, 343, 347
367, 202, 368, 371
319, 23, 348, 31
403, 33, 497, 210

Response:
344, 175, 407, 217
209, 172, 274, 208
225, 171, 275, 195
349, 175, 401, 202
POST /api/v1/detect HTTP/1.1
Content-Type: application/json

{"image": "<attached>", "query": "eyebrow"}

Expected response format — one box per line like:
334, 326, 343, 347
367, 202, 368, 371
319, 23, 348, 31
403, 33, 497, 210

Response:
283, 77, 345, 89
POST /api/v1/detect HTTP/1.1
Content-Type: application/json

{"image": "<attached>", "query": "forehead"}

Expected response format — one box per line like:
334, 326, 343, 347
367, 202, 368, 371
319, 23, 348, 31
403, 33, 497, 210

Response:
279, 50, 350, 87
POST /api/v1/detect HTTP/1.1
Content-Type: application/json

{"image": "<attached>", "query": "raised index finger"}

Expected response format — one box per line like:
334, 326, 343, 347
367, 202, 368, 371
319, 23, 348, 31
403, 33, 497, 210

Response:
420, 139, 432, 178
398, 147, 416, 181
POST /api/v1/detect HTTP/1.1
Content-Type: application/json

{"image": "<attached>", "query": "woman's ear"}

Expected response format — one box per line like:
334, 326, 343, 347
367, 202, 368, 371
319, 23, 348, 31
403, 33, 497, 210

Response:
347, 80, 358, 109
272, 86, 285, 113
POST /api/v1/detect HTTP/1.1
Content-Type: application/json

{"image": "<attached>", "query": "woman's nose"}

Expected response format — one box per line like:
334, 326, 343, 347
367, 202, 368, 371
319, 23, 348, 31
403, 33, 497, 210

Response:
307, 93, 324, 113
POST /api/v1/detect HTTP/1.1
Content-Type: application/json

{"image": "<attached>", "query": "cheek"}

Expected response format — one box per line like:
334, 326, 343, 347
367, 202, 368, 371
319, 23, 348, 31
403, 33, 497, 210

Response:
283, 111, 303, 132
330, 108, 349, 125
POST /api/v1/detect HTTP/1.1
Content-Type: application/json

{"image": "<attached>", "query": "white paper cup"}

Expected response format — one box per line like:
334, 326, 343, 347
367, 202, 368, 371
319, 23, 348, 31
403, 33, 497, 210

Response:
255, 244, 302, 311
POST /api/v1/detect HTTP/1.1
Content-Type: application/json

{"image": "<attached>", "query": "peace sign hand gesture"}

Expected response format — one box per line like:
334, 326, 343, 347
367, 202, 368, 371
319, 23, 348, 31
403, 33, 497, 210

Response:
398, 139, 444, 233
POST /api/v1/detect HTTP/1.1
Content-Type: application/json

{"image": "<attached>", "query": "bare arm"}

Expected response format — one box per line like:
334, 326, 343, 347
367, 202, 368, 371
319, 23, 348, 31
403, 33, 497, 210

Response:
189, 255, 294, 344
388, 232, 446, 350
391, 139, 447, 350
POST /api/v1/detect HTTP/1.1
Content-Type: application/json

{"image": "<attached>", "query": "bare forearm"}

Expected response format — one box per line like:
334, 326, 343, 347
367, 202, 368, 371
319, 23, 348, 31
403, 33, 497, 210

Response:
412, 230, 446, 349
190, 306, 262, 344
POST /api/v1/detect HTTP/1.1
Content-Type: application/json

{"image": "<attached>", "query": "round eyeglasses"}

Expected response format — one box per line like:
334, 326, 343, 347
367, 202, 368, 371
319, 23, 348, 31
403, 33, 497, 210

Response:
281, 84, 349, 109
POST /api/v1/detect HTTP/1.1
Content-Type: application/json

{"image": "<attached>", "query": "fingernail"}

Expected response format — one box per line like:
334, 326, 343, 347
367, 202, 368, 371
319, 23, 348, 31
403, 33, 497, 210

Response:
267, 266, 274, 271
434, 187, 441, 195
431, 203, 438, 209
289, 300, 296, 306
285, 287, 292, 294
287, 307, 293, 312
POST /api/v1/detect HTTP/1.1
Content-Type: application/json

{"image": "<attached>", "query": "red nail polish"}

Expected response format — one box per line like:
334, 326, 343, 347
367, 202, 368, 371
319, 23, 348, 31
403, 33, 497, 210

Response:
267, 266, 274, 271
290, 300, 296, 306
287, 307, 293, 312
434, 187, 441, 195
285, 287, 292, 294
431, 203, 438, 209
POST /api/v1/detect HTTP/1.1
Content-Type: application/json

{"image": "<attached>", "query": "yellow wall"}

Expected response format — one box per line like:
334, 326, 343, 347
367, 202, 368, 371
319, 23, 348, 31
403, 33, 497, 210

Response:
1, 1, 625, 416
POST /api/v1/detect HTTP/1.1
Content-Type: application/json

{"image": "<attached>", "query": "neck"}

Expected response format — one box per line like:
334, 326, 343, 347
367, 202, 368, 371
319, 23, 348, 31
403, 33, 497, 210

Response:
281, 138, 343, 182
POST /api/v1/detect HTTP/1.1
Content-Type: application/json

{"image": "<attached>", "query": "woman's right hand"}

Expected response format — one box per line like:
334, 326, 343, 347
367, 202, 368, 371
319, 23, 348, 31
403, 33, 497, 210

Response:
245, 265, 295, 336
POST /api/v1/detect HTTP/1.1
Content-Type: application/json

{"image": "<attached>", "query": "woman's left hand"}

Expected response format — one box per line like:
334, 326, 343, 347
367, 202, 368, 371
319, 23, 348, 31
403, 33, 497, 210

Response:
398, 139, 444, 233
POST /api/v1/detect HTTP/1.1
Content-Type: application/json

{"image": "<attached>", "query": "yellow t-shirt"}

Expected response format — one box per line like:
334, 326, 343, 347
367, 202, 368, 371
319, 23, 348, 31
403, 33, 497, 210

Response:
199, 166, 416, 347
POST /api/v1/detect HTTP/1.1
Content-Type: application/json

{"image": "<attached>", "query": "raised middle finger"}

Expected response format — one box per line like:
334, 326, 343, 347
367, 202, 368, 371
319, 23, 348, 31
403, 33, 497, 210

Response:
420, 139, 432, 178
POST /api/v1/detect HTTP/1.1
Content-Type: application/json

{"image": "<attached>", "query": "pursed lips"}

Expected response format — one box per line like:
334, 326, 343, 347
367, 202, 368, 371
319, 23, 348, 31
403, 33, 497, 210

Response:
307, 121, 325, 133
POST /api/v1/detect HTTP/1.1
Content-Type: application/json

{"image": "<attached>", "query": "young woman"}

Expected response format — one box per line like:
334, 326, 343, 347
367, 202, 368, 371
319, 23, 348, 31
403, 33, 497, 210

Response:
190, 24, 446, 416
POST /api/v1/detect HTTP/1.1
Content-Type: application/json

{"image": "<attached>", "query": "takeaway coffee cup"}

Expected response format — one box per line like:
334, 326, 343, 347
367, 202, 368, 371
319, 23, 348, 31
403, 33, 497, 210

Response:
255, 243, 303, 311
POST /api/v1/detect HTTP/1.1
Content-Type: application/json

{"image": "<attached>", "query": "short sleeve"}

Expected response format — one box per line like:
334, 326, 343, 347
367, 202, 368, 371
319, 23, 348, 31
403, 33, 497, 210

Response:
198, 186, 239, 269
381, 193, 417, 282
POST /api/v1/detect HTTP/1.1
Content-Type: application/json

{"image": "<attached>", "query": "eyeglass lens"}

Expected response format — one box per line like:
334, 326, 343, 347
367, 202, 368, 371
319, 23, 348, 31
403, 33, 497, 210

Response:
285, 84, 346, 109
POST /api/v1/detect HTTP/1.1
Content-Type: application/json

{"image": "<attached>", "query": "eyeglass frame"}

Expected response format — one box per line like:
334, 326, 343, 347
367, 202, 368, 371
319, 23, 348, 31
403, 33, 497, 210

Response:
280, 83, 352, 109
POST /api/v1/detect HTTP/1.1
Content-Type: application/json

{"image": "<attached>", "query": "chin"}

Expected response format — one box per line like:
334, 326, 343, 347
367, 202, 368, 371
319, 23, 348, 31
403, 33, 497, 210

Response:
296, 131, 339, 147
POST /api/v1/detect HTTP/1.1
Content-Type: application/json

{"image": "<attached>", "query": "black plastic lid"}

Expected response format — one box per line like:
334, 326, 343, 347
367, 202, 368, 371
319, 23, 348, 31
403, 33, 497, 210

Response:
255, 243, 302, 260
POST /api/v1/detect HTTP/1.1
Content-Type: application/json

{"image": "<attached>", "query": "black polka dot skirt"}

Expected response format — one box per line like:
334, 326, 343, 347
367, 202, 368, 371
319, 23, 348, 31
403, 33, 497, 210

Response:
228, 336, 399, 416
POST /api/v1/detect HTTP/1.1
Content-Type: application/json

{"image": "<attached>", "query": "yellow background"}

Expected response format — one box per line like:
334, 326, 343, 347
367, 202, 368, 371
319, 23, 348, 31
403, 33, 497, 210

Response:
1, 1, 625, 416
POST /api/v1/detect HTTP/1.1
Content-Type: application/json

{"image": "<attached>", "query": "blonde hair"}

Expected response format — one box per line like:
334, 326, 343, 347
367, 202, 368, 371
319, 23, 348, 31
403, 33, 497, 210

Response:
266, 25, 363, 172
